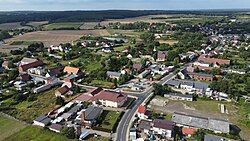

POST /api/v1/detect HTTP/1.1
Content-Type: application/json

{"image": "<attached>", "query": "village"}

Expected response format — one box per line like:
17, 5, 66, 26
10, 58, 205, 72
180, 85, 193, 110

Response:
0, 11, 250, 141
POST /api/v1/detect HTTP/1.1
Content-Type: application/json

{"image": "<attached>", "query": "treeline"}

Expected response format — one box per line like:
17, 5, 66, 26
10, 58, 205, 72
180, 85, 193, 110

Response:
0, 10, 247, 24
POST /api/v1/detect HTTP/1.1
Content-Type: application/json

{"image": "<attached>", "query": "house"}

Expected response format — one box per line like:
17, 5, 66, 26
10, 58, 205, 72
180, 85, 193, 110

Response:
33, 84, 52, 93
14, 81, 27, 90
152, 119, 174, 138
133, 64, 143, 73
91, 90, 128, 108
49, 123, 63, 133
55, 86, 73, 98
138, 119, 152, 134
138, 69, 151, 79
130, 128, 137, 141
179, 51, 196, 61
172, 113, 230, 133
164, 93, 193, 101
19, 60, 44, 72
63, 66, 82, 75
81, 106, 103, 128
28, 67, 45, 75
19, 74, 31, 82
204, 134, 229, 141
20, 57, 39, 65
188, 72, 215, 81
33, 115, 51, 127
107, 71, 122, 80
198, 55, 230, 67
46, 66, 64, 77
74, 88, 128, 108
137, 105, 151, 119
157, 51, 168, 62
182, 127, 196, 137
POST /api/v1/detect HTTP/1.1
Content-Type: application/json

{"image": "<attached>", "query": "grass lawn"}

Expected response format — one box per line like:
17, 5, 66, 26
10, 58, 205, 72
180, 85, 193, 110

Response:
0, 115, 27, 141
114, 44, 130, 52
5, 126, 69, 141
98, 110, 121, 131
43, 22, 83, 30
90, 80, 115, 89
85, 61, 103, 73
3, 88, 59, 123
86, 136, 110, 141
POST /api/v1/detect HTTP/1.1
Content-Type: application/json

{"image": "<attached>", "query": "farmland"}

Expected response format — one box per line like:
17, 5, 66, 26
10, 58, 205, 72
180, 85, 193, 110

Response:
26, 21, 48, 28
43, 22, 83, 30
0, 115, 27, 141
4, 126, 69, 141
5, 30, 110, 47
0, 22, 31, 30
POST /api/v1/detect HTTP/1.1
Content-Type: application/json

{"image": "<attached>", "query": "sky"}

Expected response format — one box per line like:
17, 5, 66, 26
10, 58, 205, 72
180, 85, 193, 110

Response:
0, 0, 250, 11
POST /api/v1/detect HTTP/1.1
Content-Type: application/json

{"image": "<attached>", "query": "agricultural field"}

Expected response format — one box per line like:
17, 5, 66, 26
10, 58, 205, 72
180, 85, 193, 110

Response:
0, 44, 26, 53
5, 30, 110, 46
158, 39, 179, 45
26, 21, 48, 28
0, 22, 31, 30
4, 126, 69, 141
80, 22, 99, 30
0, 115, 27, 141
43, 22, 83, 30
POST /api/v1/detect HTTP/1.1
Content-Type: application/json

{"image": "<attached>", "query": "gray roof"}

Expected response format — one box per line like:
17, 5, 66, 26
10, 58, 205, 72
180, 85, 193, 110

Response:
85, 106, 103, 121
34, 115, 51, 125
189, 72, 214, 77
166, 79, 209, 90
204, 134, 229, 141
165, 93, 193, 99
138, 120, 151, 130
165, 80, 181, 87
172, 113, 230, 133
68, 105, 82, 114
107, 71, 122, 77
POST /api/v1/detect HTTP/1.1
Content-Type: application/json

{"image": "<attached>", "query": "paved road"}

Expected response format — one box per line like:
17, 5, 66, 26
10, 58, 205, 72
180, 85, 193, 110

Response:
115, 71, 177, 141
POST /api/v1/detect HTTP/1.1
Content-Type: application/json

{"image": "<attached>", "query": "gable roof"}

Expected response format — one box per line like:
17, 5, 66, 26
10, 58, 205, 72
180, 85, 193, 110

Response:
19, 60, 44, 72
107, 71, 122, 78
57, 86, 70, 95
138, 120, 151, 130
63, 66, 80, 75
20, 57, 38, 65
198, 55, 230, 66
48, 66, 64, 76
157, 51, 168, 60
153, 119, 174, 130
84, 106, 103, 121
91, 90, 127, 103
138, 105, 146, 114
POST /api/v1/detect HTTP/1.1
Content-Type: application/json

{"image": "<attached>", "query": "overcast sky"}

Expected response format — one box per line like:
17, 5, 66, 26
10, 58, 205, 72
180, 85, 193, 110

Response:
0, 0, 250, 11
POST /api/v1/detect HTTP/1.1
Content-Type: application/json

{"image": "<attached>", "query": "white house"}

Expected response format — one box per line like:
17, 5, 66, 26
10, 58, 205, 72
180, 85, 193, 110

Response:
153, 119, 174, 138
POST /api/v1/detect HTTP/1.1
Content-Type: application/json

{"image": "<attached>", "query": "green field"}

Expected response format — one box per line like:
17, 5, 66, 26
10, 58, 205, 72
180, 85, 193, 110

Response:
5, 126, 69, 141
98, 110, 121, 131
2, 88, 58, 123
43, 22, 83, 30
0, 115, 27, 141
90, 80, 115, 89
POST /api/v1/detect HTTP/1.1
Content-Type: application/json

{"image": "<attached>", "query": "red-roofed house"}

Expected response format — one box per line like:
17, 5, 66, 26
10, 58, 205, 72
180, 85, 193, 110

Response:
74, 87, 127, 108
198, 55, 230, 66
137, 105, 150, 119
18, 60, 44, 72
157, 51, 168, 62
63, 66, 82, 75
182, 127, 197, 137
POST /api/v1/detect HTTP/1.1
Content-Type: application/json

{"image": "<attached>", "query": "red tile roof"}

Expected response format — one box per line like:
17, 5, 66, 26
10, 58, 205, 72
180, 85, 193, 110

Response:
57, 86, 70, 95
91, 90, 127, 103
198, 55, 230, 66
138, 105, 146, 114
19, 60, 44, 72
63, 66, 80, 75
182, 127, 197, 135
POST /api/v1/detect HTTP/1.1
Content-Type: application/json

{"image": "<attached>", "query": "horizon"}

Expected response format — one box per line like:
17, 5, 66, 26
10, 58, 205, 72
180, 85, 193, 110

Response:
0, 0, 250, 11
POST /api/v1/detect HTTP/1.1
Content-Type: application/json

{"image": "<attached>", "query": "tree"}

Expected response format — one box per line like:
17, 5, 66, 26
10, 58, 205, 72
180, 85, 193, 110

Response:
140, 32, 155, 44
55, 97, 65, 106
61, 127, 76, 139
153, 84, 172, 97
